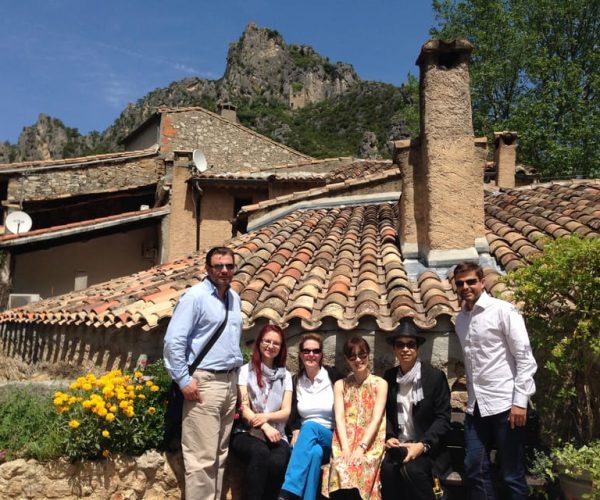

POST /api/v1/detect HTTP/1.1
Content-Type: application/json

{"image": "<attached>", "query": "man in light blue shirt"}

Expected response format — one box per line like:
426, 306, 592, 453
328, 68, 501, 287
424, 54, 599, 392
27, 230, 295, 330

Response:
164, 246, 243, 499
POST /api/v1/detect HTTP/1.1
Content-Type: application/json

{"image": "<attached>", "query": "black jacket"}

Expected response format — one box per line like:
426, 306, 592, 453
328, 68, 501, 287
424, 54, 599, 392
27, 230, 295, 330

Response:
383, 363, 451, 475
288, 365, 343, 432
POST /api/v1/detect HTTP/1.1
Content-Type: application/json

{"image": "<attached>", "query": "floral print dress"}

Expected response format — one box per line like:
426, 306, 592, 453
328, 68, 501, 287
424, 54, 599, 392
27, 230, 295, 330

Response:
323, 373, 386, 499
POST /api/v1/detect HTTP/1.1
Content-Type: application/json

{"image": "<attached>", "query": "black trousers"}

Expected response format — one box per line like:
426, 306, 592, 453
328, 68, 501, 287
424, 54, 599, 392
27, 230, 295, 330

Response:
230, 432, 291, 500
380, 453, 435, 500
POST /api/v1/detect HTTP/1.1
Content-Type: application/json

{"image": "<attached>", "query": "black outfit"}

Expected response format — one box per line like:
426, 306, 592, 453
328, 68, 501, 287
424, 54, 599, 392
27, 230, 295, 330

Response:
380, 364, 451, 500
230, 431, 291, 500
287, 365, 344, 434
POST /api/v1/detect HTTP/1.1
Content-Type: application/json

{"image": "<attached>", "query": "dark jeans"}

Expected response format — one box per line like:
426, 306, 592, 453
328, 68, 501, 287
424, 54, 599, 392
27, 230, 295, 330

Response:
464, 406, 527, 500
230, 432, 291, 500
380, 453, 435, 500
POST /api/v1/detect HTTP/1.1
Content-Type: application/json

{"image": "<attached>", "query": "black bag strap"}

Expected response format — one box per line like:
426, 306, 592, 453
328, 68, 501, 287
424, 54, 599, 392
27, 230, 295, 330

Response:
188, 287, 230, 375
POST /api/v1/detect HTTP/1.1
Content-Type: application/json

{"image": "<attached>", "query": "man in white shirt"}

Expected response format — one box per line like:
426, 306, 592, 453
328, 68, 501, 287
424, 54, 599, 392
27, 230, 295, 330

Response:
453, 262, 537, 500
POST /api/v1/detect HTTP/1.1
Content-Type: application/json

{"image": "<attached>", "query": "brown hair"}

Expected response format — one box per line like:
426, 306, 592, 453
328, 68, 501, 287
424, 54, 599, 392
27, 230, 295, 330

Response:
205, 246, 234, 266
297, 333, 324, 373
453, 262, 484, 279
251, 325, 287, 388
342, 336, 370, 358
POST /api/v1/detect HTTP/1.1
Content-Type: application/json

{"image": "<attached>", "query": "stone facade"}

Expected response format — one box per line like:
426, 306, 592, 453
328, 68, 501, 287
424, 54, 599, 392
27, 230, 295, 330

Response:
5, 157, 162, 203
159, 108, 310, 173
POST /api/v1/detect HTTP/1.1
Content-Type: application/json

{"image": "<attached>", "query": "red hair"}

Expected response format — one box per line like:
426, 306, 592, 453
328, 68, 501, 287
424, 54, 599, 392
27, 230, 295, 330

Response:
251, 325, 287, 388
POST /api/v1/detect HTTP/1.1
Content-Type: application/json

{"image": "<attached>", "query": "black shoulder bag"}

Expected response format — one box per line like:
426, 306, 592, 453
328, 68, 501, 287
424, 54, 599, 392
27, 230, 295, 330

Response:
163, 290, 230, 452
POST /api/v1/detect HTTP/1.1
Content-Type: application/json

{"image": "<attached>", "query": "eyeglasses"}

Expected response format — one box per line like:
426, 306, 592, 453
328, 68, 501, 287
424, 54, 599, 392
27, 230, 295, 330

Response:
394, 341, 417, 350
208, 263, 235, 271
455, 278, 480, 288
347, 351, 368, 362
261, 339, 281, 348
300, 348, 322, 356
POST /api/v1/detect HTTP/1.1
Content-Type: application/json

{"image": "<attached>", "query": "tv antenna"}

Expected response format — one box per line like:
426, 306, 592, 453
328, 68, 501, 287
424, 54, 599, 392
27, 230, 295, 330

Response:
5, 211, 33, 234
191, 150, 208, 173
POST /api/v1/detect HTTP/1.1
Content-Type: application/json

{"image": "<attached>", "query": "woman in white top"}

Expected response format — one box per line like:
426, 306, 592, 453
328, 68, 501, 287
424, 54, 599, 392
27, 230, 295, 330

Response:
230, 324, 293, 500
279, 333, 343, 500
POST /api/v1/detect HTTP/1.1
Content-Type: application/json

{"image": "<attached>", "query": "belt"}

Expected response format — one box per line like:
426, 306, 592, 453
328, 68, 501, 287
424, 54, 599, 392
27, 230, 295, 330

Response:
200, 367, 239, 374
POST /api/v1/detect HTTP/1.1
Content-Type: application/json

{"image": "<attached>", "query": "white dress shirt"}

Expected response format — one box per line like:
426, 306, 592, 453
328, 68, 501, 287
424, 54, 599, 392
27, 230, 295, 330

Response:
455, 291, 537, 417
296, 366, 335, 429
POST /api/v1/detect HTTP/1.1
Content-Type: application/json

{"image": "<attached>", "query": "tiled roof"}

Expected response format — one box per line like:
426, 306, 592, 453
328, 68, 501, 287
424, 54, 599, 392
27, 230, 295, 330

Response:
484, 180, 600, 271
238, 165, 401, 218
0, 206, 169, 248
191, 158, 394, 183
1, 180, 598, 332
0, 148, 158, 173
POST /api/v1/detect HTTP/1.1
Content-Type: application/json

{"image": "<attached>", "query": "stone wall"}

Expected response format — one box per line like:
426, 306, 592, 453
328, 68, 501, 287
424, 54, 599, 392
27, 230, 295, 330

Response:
6, 157, 163, 203
0, 323, 166, 381
159, 110, 310, 173
0, 451, 180, 499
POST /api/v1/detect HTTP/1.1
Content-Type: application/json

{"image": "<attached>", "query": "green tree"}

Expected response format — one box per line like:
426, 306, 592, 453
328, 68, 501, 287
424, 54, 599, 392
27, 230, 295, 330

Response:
504, 236, 600, 446
431, 0, 600, 180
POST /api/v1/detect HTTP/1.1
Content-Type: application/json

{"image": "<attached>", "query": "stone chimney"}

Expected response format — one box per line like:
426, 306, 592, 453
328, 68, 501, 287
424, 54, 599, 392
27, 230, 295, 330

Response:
399, 39, 487, 267
218, 102, 238, 123
494, 131, 518, 188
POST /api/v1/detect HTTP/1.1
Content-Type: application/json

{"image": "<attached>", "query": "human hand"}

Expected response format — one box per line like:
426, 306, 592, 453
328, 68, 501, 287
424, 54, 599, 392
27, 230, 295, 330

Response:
399, 442, 424, 463
262, 424, 281, 443
181, 379, 202, 402
291, 430, 300, 447
385, 438, 401, 449
508, 405, 527, 429
250, 413, 269, 428
350, 446, 365, 461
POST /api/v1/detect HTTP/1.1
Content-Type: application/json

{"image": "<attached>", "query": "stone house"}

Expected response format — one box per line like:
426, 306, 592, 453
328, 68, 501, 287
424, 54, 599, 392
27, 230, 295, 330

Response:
1, 38, 597, 396
0, 105, 315, 309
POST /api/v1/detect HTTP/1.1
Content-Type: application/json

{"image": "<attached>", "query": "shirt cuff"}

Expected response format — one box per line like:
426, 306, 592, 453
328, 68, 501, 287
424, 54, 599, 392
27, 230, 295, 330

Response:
177, 375, 192, 390
513, 392, 529, 409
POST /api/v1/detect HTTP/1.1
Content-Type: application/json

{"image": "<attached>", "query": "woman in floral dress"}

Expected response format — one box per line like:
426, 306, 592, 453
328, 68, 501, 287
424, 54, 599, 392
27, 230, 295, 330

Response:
324, 336, 388, 499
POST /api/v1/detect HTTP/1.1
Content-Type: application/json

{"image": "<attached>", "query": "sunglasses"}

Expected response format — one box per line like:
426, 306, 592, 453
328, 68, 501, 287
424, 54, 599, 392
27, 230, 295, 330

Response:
301, 348, 322, 356
208, 263, 235, 270
455, 278, 480, 288
394, 341, 417, 350
347, 351, 368, 362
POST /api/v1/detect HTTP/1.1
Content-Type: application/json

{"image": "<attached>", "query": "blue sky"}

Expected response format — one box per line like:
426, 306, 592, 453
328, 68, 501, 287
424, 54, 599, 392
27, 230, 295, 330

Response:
0, 1, 436, 143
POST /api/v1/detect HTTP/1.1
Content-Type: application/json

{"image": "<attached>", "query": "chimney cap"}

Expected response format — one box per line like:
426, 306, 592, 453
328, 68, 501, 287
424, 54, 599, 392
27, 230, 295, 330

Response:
494, 131, 518, 145
416, 38, 473, 66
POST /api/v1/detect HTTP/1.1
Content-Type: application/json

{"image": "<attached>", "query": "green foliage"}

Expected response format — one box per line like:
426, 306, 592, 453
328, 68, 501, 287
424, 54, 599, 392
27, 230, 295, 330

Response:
532, 442, 600, 499
0, 385, 64, 461
291, 81, 303, 93
503, 236, 600, 445
432, 0, 600, 180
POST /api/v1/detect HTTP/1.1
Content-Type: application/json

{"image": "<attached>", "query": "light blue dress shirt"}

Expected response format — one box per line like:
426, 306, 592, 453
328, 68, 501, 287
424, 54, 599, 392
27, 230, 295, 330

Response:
163, 279, 243, 389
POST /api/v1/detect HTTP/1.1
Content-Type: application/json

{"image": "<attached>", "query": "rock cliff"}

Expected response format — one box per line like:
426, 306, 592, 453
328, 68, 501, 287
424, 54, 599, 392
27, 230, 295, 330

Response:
4, 23, 416, 162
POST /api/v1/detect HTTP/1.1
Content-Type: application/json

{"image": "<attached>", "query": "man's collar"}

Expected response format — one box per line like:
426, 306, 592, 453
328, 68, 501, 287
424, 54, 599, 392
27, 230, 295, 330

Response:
473, 290, 492, 310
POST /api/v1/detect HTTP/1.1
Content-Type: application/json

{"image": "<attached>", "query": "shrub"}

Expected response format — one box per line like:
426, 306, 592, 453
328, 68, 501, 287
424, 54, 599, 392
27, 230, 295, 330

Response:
504, 236, 600, 445
54, 367, 166, 460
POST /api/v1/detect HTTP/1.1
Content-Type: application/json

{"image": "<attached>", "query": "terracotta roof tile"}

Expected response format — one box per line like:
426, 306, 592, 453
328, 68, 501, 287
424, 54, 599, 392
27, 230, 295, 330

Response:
2, 181, 598, 332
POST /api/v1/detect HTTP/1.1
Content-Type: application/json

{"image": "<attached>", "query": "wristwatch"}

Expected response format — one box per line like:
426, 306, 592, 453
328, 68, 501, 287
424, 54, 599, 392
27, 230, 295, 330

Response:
359, 442, 368, 451
421, 442, 431, 454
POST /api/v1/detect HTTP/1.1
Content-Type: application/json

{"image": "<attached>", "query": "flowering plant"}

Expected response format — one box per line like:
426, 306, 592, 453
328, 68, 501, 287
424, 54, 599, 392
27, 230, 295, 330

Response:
54, 369, 165, 459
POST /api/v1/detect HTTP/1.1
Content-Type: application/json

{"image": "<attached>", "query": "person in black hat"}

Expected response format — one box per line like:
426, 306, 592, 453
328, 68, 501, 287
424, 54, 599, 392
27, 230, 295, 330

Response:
380, 319, 451, 500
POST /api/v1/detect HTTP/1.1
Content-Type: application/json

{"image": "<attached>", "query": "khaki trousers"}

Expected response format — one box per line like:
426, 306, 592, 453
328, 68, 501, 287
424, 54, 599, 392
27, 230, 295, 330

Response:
182, 369, 237, 500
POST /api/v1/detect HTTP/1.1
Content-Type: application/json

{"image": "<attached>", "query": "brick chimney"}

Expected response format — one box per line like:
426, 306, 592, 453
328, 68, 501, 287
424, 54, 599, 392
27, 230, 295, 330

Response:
494, 131, 518, 188
218, 102, 238, 123
398, 39, 487, 267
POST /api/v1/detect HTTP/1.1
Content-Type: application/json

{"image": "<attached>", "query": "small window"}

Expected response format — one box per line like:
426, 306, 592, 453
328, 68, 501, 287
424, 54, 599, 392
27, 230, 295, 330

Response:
234, 197, 252, 217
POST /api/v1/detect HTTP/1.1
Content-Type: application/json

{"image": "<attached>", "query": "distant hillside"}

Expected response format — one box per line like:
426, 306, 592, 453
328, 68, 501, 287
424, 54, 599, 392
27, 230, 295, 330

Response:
2, 22, 417, 163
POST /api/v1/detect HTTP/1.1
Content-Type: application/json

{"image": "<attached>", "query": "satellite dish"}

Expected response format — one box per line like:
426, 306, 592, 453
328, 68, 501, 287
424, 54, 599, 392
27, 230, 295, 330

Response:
5, 211, 33, 234
191, 150, 208, 173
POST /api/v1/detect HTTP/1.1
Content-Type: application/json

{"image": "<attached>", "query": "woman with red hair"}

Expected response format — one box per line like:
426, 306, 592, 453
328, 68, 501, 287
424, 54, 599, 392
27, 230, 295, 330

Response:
230, 324, 293, 500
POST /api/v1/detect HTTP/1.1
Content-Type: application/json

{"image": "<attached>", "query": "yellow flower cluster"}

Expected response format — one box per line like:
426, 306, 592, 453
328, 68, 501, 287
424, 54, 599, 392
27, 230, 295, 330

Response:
54, 369, 161, 426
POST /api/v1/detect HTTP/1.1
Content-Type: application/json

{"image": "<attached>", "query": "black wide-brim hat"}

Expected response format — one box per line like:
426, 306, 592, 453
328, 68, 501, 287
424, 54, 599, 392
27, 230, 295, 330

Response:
386, 319, 427, 346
